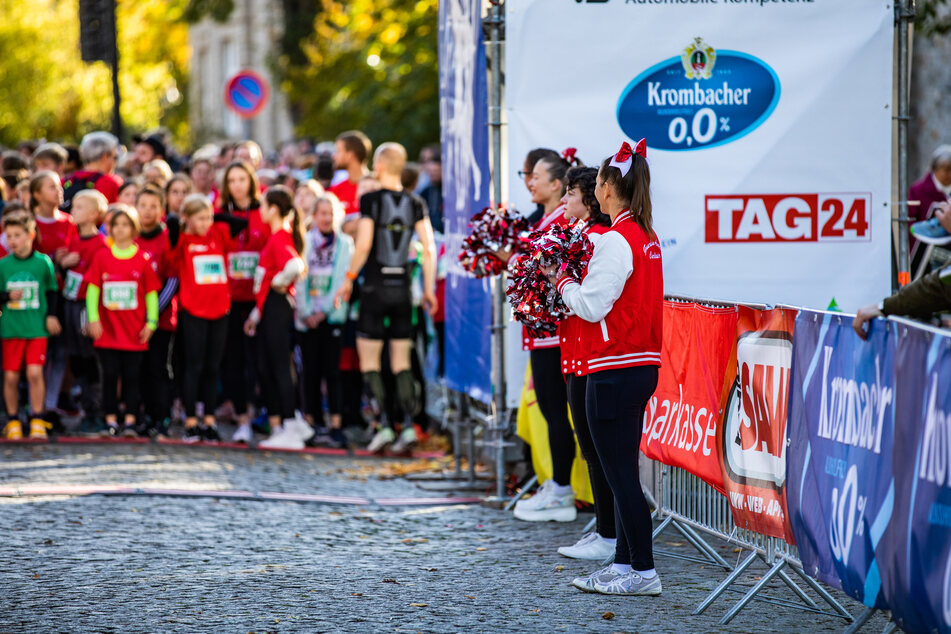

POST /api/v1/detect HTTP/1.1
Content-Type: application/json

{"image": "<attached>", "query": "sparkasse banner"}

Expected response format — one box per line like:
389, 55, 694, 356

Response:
505, 0, 892, 310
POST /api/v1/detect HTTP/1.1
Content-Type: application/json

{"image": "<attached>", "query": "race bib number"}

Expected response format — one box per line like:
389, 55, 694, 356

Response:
193, 254, 227, 285
252, 265, 266, 295
228, 251, 259, 280
102, 281, 138, 311
6, 280, 39, 310
64, 270, 84, 300
309, 274, 332, 298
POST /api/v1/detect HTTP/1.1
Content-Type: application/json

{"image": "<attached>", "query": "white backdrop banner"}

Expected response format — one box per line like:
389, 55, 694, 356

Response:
505, 0, 893, 311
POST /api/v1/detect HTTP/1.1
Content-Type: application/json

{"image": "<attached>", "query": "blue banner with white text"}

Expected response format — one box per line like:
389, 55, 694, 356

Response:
438, 0, 492, 403
786, 310, 896, 608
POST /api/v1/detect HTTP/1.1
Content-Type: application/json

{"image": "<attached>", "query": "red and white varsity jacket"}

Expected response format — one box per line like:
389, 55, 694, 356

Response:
556, 209, 663, 375
560, 220, 610, 375
521, 204, 571, 351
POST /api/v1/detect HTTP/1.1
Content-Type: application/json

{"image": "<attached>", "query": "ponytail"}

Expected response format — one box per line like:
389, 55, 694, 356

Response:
599, 153, 654, 239
265, 185, 305, 255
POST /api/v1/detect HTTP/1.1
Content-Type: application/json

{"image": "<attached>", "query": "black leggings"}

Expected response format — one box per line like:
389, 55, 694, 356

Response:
141, 329, 173, 422
180, 309, 229, 418
97, 348, 144, 420
299, 321, 343, 419
257, 291, 296, 420
530, 347, 574, 486
221, 300, 257, 415
585, 365, 658, 569
567, 373, 616, 539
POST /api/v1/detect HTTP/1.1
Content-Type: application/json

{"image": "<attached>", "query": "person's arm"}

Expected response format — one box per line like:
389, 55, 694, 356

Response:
214, 213, 249, 239
853, 265, 951, 339
555, 233, 634, 323
85, 284, 102, 339
334, 217, 374, 307
157, 277, 179, 314
166, 214, 181, 248
414, 216, 438, 315
145, 291, 159, 329
272, 257, 306, 289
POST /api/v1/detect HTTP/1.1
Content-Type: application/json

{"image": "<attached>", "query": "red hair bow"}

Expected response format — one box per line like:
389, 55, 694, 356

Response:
562, 147, 578, 164
609, 139, 646, 177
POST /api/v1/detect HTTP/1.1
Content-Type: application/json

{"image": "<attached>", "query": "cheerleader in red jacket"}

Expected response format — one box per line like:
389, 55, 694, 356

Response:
555, 140, 663, 596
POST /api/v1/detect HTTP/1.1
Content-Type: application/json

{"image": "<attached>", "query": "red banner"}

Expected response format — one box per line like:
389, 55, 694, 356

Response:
640, 302, 737, 494
716, 306, 797, 542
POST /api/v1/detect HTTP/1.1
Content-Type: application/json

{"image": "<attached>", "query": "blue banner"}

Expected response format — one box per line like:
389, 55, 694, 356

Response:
881, 322, 951, 634
786, 310, 896, 608
438, 0, 492, 403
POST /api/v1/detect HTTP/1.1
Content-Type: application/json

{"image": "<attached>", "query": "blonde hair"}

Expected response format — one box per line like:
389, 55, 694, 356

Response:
313, 193, 344, 232
72, 189, 108, 217
107, 203, 141, 235
143, 159, 173, 185
181, 193, 213, 218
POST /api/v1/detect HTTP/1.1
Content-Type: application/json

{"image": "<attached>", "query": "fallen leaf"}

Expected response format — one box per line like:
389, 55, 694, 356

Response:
414, 538, 428, 543
554, 565, 565, 572
733, 547, 743, 553
602, 611, 615, 620
402, 538, 414, 543
465, 595, 476, 600
422, 567, 438, 572
476, 547, 488, 551
351, 592, 363, 596
665, 541, 685, 547
382, 578, 399, 584
410, 603, 428, 608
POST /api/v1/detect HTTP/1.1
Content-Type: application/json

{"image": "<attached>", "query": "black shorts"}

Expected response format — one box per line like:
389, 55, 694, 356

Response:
357, 285, 412, 340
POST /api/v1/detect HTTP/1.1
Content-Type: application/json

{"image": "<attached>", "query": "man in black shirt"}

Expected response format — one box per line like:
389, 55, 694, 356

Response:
336, 142, 437, 452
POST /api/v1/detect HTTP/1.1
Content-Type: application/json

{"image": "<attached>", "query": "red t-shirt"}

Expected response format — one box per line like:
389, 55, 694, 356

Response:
68, 170, 123, 204
84, 247, 161, 351
170, 224, 232, 321
136, 226, 177, 331
34, 210, 78, 257
329, 179, 360, 221
253, 229, 299, 313
221, 206, 270, 304
64, 232, 108, 301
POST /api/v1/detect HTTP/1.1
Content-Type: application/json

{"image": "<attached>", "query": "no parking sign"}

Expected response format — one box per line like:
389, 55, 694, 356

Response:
224, 70, 270, 119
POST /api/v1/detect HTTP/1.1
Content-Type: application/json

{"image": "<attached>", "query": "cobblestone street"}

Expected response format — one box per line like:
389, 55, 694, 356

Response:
0, 444, 888, 632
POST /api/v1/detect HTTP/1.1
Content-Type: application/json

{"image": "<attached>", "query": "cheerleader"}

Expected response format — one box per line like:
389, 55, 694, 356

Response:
555, 140, 663, 596
243, 186, 309, 449
555, 166, 616, 561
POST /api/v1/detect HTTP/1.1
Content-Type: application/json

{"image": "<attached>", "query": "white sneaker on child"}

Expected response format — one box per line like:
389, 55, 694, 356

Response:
258, 426, 304, 450
231, 423, 252, 444
284, 413, 314, 442
513, 480, 577, 522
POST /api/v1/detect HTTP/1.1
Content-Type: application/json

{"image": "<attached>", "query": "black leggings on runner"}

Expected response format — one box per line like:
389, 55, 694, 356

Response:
585, 365, 658, 569
299, 321, 343, 419
97, 349, 144, 420
530, 347, 575, 486
141, 329, 172, 423
257, 291, 296, 420
179, 309, 229, 419
221, 300, 257, 415
567, 373, 616, 539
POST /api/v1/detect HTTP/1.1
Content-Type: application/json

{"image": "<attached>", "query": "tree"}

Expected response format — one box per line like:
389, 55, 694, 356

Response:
917, 0, 951, 35
278, 0, 440, 157
0, 0, 190, 148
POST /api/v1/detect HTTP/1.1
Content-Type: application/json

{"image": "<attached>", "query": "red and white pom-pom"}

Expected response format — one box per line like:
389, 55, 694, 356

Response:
457, 207, 531, 278
506, 224, 593, 337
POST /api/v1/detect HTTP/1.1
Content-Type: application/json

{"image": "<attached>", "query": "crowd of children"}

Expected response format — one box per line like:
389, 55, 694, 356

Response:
0, 130, 446, 451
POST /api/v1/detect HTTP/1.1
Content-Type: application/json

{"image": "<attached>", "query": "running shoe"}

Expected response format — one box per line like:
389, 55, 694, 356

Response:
202, 424, 222, 443
4, 419, 23, 440
182, 425, 202, 444
231, 423, 252, 444
571, 566, 620, 593
121, 423, 139, 438
593, 570, 662, 596
390, 426, 417, 454
103, 423, 120, 438
513, 480, 577, 522
558, 532, 616, 560
911, 217, 951, 245
367, 427, 396, 453
259, 426, 305, 450
29, 418, 52, 440
284, 414, 315, 443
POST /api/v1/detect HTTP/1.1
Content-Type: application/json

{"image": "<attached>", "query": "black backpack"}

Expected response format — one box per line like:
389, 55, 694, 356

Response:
60, 172, 103, 213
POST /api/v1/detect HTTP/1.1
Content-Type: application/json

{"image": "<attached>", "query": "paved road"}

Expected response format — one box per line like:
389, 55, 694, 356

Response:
0, 444, 889, 632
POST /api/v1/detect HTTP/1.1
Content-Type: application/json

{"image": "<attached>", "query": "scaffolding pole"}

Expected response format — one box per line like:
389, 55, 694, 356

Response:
895, 0, 915, 289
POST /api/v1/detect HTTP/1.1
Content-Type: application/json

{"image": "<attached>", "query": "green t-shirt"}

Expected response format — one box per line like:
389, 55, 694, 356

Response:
0, 251, 57, 339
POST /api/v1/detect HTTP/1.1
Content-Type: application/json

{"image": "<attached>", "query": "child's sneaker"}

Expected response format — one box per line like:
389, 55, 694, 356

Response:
911, 217, 951, 245
4, 419, 23, 440
29, 418, 51, 440
121, 423, 138, 438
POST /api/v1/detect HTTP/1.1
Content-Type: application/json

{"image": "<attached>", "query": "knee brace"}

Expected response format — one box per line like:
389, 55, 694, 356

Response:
395, 370, 419, 417
363, 371, 386, 410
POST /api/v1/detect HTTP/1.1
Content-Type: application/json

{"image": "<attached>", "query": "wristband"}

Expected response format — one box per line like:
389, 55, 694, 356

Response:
345, 271, 358, 281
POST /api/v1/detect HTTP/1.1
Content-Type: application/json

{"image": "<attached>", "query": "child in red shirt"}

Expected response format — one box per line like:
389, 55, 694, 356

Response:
169, 194, 243, 443
135, 185, 178, 436
85, 205, 161, 437
62, 190, 109, 433
243, 186, 307, 449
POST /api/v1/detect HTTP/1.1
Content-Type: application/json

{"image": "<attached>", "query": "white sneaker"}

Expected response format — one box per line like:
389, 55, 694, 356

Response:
513, 480, 577, 522
557, 532, 616, 560
390, 426, 417, 453
231, 423, 252, 444
258, 426, 304, 450
285, 413, 315, 442
367, 427, 396, 453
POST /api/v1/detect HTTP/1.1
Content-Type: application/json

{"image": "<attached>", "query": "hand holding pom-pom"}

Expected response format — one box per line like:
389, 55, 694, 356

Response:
457, 207, 531, 278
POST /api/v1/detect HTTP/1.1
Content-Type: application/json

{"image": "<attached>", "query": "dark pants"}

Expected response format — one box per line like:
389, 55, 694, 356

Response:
585, 365, 658, 569
97, 348, 144, 419
299, 321, 343, 420
141, 329, 173, 422
530, 347, 574, 486
221, 300, 257, 415
257, 292, 296, 420
180, 309, 229, 418
567, 373, 616, 539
